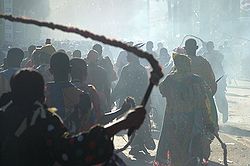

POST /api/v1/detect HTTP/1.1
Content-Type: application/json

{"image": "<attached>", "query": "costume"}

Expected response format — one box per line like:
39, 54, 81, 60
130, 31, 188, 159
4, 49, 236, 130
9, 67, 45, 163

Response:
189, 55, 217, 95
0, 102, 114, 166
155, 54, 215, 166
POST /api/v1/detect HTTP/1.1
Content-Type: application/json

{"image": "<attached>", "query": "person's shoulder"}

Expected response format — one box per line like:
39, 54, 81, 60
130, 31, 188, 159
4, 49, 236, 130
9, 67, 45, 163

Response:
195, 55, 211, 65
196, 55, 207, 61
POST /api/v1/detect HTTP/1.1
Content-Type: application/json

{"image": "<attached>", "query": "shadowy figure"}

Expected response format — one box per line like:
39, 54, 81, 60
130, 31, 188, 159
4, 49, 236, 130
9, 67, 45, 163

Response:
0, 69, 146, 166
155, 54, 216, 166
158, 47, 171, 68
146, 41, 157, 58
184, 39, 217, 95
93, 43, 117, 84
114, 51, 128, 77
156, 42, 164, 55
112, 51, 155, 157
70, 58, 103, 123
86, 49, 110, 114
203, 41, 228, 123
184, 39, 218, 127
0, 48, 24, 95
46, 52, 92, 132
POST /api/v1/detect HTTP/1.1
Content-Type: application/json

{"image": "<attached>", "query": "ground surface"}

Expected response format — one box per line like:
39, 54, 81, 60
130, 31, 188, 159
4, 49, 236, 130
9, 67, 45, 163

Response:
113, 80, 250, 166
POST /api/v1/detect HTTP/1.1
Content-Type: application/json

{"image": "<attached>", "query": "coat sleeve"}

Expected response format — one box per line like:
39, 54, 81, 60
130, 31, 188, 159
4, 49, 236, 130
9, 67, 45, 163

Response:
44, 112, 114, 166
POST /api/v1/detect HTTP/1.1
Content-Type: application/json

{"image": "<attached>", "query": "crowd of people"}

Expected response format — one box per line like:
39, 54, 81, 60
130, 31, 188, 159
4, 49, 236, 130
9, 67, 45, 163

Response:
0, 37, 230, 166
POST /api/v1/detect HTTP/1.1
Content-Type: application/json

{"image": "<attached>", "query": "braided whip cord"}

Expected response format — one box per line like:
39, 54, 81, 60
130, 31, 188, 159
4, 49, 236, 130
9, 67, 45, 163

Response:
0, 14, 162, 76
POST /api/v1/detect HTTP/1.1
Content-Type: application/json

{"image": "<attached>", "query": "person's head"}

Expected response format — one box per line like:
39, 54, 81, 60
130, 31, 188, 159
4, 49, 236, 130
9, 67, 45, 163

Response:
72, 50, 81, 58
70, 58, 87, 82
92, 44, 102, 57
10, 69, 45, 107
50, 52, 71, 82
173, 53, 191, 73
146, 41, 154, 51
87, 49, 98, 64
127, 52, 139, 63
157, 42, 163, 49
184, 38, 198, 56
206, 41, 214, 52
28, 45, 36, 56
6, 48, 24, 68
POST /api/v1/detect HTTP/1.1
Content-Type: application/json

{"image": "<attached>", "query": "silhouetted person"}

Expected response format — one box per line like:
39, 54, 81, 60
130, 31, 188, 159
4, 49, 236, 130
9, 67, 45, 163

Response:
28, 45, 36, 57
46, 52, 92, 132
70, 58, 103, 124
112, 51, 154, 157
86, 49, 110, 114
114, 51, 128, 77
70, 58, 135, 126
36, 52, 52, 83
184, 39, 217, 95
158, 48, 170, 67
0, 69, 146, 166
155, 53, 216, 166
146, 41, 157, 57
0, 48, 24, 95
156, 42, 164, 55
142, 41, 157, 66
36, 45, 55, 83
184, 38, 219, 160
93, 44, 117, 103
203, 41, 228, 123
